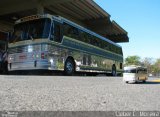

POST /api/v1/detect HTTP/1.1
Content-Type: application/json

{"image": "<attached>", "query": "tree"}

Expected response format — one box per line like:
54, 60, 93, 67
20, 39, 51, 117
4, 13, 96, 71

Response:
141, 57, 153, 73
152, 59, 160, 76
124, 55, 141, 66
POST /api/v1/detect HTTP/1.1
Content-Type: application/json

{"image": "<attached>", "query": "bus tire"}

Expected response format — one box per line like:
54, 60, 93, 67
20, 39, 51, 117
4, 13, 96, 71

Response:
3, 61, 8, 75
64, 58, 75, 76
126, 81, 129, 83
112, 65, 117, 76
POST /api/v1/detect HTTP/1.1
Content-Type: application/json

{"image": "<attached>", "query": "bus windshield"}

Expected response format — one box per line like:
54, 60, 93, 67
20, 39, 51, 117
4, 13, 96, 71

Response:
124, 67, 147, 74
10, 18, 51, 43
124, 69, 137, 73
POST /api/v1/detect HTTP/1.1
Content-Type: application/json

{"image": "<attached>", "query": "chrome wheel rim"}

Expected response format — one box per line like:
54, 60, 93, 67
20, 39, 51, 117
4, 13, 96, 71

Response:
66, 62, 73, 73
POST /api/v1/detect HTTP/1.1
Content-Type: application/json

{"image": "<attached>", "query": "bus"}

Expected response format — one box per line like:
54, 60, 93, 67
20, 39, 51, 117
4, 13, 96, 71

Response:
0, 31, 8, 74
8, 14, 123, 75
123, 65, 148, 83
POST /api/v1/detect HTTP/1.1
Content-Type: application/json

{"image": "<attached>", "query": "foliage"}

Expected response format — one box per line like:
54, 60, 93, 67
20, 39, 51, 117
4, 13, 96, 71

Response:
152, 59, 160, 76
124, 55, 141, 66
141, 57, 153, 73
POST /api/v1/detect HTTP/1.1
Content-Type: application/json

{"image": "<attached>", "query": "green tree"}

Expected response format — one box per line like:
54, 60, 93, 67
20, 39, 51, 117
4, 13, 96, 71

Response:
152, 59, 160, 76
141, 57, 153, 73
124, 55, 141, 66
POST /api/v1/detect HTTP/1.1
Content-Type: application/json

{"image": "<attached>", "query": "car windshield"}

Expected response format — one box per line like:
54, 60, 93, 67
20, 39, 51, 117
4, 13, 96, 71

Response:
10, 18, 51, 43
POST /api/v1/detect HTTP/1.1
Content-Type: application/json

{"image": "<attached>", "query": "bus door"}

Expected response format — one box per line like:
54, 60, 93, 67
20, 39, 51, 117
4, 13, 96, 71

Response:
83, 54, 91, 66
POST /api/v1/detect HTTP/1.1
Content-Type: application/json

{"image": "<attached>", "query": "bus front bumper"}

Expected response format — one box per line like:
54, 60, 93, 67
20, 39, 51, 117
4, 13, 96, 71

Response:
123, 77, 136, 82
8, 60, 58, 71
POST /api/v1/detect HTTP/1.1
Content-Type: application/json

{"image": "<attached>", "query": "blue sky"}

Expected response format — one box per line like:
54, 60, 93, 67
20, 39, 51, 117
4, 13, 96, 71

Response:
95, 0, 160, 59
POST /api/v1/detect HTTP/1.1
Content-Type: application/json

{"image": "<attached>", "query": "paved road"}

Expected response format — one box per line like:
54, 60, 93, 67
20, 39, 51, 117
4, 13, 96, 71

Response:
0, 75, 160, 111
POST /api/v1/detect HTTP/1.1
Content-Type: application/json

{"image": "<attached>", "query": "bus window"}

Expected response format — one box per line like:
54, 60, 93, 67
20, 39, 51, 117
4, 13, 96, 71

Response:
0, 31, 8, 52
50, 24, 54, 40
10, 18, 51, 43
137, 68, 147, 74
63, 23, 79, 40
124, 69, 136, 73
54, 22, 62, 43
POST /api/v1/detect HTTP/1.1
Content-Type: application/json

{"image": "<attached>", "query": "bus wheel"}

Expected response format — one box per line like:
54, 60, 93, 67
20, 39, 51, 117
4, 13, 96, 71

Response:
112, 65, 117, 76
126, 81, 129, 83
64, 58, 75, 76
3, 61, 8, 75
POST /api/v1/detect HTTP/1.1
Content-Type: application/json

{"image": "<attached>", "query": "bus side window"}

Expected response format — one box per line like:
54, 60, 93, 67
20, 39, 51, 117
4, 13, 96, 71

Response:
54, 22, 62, 43
50, 24, 54, 40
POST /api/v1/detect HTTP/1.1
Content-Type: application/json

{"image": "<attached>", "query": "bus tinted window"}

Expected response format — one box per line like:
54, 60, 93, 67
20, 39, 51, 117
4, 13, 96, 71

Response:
10, 18, 51, 43
63, 22, 122, 55
124, 69, 137, 73
54, 22, 62, 43
0, 31, 7, 52
137, 69, 147, 74
63, 23, 79, 40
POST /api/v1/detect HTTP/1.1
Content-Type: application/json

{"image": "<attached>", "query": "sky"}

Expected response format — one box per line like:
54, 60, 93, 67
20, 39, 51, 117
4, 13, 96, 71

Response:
94, 0, 160, 59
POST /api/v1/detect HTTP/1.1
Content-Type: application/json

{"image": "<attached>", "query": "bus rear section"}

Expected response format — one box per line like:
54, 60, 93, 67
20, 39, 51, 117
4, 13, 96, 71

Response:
123, 66, 148, 83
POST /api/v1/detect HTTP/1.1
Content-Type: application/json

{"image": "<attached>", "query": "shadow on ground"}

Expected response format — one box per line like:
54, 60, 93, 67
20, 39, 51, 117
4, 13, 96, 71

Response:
136, 81, 160, 85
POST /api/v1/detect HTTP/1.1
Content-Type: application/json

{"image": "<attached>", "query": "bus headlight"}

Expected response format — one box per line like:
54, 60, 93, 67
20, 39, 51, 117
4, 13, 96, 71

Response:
49, 58, 54, 63
28, 45, 33, 52
8, 55, 14, 62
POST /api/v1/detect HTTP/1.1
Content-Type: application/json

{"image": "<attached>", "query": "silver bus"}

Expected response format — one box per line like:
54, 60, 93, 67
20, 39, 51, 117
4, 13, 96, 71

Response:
8, 14, 123, 75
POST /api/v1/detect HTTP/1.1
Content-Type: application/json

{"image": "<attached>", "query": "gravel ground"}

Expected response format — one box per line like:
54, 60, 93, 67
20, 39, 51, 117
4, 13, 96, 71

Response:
0, 75, 160, 111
